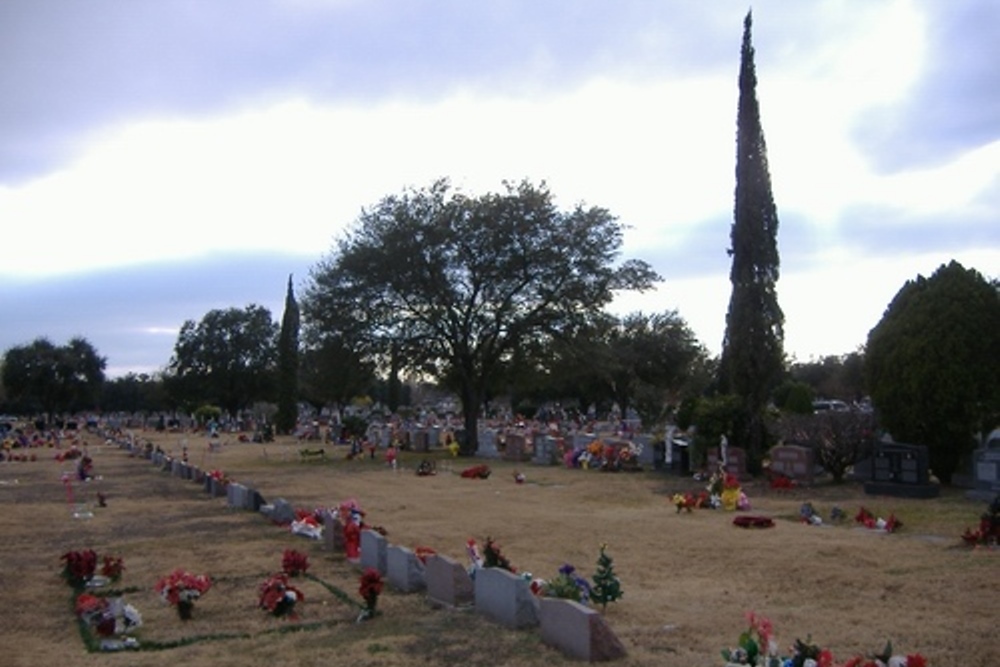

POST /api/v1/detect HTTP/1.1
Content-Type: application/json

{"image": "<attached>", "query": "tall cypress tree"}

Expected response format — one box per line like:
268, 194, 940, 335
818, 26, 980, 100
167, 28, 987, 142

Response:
275, 274, 301, 434
718, 11, 784, 472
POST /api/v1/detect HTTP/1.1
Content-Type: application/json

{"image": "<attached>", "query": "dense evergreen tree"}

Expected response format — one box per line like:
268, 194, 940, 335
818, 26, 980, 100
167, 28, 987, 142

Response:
274, 275, 301, 434
303, 179, 659, 452
865, 261, 1000, 483
717, 11, 784, 473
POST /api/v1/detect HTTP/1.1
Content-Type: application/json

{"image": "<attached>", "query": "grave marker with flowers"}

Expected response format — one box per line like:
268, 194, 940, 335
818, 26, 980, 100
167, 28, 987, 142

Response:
154, 568, 212, 620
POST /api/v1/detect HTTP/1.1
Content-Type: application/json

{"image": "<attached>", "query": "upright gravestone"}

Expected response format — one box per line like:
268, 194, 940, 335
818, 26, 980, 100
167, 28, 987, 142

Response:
531, 433, 559, 466
413, 430, 430, 453
634, 434, 656, 468
768, 444, 815, 484
474, 566, 539, 629
226, 482, 244, 509
864, 442, 939, 498
425, 554, 474, 607
386, 545, 426, 593
707, 446, 748, 479
323, 511, 345, 552
969, 448, 1000, 501
360, 529, 388, 575
539, 597, 627, 662
504, 433, 530, 462
477, 430, 500, 459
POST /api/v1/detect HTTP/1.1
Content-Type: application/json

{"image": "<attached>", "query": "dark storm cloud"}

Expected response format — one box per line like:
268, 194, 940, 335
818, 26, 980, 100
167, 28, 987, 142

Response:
0, 0, 738, 183
0, 252, 315, 375
852, 0, 1000, 173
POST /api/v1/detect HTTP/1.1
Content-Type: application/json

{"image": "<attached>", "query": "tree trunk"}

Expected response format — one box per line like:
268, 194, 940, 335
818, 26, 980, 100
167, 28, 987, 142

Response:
459, 383, 480, 455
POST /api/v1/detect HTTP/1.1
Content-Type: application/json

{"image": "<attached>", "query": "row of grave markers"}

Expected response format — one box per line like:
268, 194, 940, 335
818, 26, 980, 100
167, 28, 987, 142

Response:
115, 435, 627, 662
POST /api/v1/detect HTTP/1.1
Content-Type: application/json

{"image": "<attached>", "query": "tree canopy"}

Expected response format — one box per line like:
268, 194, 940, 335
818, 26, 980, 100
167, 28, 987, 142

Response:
303, 178, 660, 450
165, 304, 278, 415
865, 260, 1000, 483
1, 337, 106, 418
717, 10, 784, 473
530, 311, 707, 427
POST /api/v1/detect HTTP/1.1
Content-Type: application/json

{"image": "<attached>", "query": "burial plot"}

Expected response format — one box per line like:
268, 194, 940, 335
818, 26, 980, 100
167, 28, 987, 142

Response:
474, 566, 539, 629
425, 554, 474, 607
768, 444, 815, 484
539, 597, 627, 662
863, 442, 939, 498
386, 545, 426, 593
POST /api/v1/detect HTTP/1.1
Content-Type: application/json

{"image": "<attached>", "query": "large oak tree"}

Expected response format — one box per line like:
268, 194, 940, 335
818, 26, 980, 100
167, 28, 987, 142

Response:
303, 179, 659, 452
165, 305, 278, 415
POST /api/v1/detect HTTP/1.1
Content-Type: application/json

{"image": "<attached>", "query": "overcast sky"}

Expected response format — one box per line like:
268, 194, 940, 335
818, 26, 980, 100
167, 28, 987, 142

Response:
2, 0, 998, 378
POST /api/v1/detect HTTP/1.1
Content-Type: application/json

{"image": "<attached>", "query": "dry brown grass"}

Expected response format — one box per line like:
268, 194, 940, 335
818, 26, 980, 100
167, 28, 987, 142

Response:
1, 431, 996, 667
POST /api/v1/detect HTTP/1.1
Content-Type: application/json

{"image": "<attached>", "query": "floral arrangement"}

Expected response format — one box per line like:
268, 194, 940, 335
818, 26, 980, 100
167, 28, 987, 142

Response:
258, 573, 305, 619
414, 545, 437, 563
75, 593, 142, 639
466, 538, 484, 571
721, 612, 927, 667
281, 549, 309, 577
482, 536, 516, 572
855, 507, 902, 533
100, 555, 125, 582
290, 509, 323, 539
733, 515, 775, 529
207, 469, 228, 486
673, 491, 710, 512
155, 569, 212, 620
960, 494, 999, 547
460, 464, 492, 479
416, 459, 437, 476
536, 563, 591, 602
61, 549, 98, 588
769, 472, 797, 490
357, 568, 383, 621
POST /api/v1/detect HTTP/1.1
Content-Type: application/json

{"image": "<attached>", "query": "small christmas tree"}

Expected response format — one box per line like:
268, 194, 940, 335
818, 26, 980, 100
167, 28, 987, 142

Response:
590, 544, 623, 611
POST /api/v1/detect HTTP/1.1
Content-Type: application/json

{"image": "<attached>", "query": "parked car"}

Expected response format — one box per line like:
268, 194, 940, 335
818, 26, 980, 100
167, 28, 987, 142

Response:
812, 399, 850, 414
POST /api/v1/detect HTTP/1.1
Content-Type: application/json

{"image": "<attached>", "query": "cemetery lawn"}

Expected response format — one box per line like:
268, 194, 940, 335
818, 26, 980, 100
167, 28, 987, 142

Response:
1, 433, 996, 667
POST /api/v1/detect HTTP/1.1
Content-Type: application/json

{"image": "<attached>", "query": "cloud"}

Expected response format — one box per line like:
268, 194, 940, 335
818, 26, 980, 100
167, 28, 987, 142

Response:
0, 253, 315, 377
852, 0, 1000, 172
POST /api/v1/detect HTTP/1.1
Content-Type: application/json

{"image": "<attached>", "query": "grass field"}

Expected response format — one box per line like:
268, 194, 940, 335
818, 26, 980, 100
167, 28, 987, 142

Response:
0, 430, 996, 666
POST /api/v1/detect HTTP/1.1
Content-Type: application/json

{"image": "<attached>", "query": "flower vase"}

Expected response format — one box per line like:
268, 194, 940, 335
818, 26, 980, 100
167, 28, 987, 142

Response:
177, 600, 194, 620
721, 488, 740, 511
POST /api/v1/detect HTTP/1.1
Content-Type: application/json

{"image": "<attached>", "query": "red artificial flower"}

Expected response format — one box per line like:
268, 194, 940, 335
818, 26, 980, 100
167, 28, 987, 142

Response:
906, 654, 928, 667
281, 549, 309, 576
74, 593, 106, 618
258, 573, 305, 618
359, 567, 383, 611
100, 555, 125, 581
61, 549, 98, 587
155, 569, 212, 606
